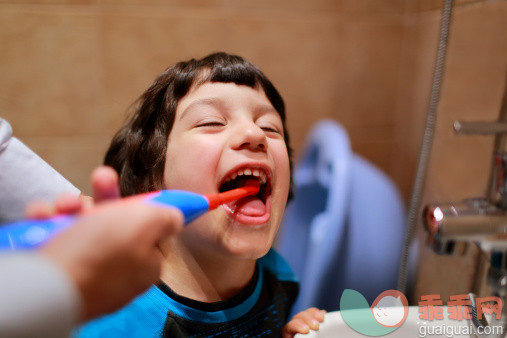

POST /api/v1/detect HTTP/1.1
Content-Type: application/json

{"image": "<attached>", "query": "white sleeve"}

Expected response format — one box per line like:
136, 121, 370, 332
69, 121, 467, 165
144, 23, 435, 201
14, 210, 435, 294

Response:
0, 118, 81, 222
0, 253, 82, 338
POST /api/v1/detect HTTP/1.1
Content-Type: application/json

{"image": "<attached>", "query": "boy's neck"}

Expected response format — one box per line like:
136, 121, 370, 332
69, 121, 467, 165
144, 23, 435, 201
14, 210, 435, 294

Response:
158, 237, 257, 303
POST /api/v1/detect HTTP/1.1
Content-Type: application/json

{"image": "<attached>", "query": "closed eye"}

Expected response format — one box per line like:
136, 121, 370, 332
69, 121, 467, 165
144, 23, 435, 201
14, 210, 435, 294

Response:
261, 127, 281, 134
197, 121, 225, 128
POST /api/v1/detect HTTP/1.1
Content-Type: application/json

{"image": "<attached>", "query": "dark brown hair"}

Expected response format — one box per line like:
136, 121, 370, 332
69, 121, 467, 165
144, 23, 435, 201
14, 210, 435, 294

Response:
105, 52, 293, 200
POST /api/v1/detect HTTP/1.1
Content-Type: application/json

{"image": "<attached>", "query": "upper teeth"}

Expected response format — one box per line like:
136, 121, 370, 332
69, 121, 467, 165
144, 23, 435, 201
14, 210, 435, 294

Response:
223, 168, 267, 185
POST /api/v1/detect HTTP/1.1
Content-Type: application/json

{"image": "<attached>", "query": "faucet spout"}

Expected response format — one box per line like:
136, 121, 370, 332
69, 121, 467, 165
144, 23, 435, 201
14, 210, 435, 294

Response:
423, 199, 507, 251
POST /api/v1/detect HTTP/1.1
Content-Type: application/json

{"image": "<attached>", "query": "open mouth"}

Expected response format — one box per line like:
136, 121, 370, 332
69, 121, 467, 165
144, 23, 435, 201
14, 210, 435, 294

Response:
220, 169, 271, 203
218, 167, 272, 223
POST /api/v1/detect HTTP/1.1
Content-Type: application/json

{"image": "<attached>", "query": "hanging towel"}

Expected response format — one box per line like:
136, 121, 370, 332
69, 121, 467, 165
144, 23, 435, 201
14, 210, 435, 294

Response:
277, 119, 405, 314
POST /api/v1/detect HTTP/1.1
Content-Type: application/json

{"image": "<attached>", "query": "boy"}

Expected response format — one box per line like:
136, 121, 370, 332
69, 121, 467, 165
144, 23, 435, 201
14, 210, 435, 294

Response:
76, 52, 324, 337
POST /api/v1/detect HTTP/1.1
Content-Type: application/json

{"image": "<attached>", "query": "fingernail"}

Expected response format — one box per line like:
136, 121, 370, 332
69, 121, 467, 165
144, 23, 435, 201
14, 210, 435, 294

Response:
300, 324, 310, 332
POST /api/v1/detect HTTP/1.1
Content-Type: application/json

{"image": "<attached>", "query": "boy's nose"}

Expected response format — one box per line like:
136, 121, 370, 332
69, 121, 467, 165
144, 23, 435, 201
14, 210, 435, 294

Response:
231, 123, 267, 152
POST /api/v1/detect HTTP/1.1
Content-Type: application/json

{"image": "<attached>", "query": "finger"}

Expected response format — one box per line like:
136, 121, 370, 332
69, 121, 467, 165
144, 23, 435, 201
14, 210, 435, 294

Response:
25, 201, 54, 219
283, 318, 310, 337
100, 203, 184, 245
304, 307, 326, 322
80, 195, 95, 209
157, 207, 184, 237
55, 194, 82, 214
137, 205, 184, 242
318, 309, 326, 321
91, 166, 120, 203
292, 308, 323, 330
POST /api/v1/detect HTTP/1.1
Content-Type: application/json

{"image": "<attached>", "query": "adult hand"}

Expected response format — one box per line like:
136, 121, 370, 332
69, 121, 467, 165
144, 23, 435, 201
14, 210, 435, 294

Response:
29, 166, 184, 321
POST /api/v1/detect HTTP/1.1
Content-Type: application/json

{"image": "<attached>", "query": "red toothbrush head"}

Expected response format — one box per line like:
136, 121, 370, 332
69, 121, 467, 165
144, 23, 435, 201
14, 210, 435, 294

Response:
205, 179, 260, 210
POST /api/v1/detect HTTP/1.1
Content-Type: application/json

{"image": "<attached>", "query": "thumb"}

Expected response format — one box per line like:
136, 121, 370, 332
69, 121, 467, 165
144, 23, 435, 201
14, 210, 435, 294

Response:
91, 166, 121, 203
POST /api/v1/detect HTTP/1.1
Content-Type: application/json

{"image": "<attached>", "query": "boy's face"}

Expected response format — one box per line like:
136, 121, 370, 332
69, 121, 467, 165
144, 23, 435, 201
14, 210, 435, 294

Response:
163, 82, 290, 259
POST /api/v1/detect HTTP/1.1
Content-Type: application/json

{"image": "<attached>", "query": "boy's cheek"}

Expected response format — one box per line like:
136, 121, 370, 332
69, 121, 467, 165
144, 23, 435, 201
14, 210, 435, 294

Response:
164, 146, 220, 191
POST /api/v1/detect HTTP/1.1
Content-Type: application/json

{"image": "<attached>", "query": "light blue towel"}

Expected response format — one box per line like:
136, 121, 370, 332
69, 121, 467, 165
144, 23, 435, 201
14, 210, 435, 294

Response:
277, 119, 405, 314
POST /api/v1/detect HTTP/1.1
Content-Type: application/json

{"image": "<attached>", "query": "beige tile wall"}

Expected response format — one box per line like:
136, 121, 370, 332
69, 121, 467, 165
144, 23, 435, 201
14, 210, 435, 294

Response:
0, 5, 108, 190
0, 1, 408, 196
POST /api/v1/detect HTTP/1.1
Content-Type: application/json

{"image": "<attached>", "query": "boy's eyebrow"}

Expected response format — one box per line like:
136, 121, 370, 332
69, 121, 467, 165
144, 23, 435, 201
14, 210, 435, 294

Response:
179, 98, 223, 121
255, 104, 278, 115
179, 98, 278, 120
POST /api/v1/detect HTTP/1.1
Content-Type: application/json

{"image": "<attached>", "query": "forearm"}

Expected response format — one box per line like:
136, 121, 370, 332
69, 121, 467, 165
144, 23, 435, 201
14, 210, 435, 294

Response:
0, 253, 82, 337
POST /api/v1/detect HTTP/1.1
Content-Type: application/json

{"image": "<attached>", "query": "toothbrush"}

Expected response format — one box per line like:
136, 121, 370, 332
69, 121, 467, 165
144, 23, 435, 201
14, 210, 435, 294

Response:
0, 180, 260, 250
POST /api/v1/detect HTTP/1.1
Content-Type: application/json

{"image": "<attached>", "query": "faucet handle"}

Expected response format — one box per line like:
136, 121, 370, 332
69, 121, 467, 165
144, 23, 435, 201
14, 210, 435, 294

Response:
454, 121, 507, 135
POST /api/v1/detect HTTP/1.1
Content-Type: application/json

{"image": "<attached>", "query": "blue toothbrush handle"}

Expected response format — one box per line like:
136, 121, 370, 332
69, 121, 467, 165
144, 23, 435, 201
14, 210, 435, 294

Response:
146, 190, 210, 224
0, 189, 211, 251
0, 215, 75, 250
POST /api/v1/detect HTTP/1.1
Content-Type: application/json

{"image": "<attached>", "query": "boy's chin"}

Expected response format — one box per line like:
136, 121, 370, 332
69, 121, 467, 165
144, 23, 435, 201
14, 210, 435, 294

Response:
222, 242, 272, 260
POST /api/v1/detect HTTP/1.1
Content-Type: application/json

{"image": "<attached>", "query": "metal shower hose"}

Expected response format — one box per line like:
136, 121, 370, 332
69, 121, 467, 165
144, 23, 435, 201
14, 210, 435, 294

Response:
397, 0, 454, 294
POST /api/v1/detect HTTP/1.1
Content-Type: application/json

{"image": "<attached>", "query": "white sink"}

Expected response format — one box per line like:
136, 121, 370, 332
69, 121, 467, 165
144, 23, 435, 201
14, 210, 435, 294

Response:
296, 306, 479, 337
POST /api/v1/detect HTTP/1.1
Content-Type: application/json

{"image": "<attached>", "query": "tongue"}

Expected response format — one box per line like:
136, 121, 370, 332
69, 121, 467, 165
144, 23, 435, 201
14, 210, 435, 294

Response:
231, 196, 266, 216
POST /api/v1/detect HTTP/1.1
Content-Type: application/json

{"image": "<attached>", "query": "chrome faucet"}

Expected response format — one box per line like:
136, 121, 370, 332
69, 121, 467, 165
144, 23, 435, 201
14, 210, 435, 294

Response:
423, 74, 507, 337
